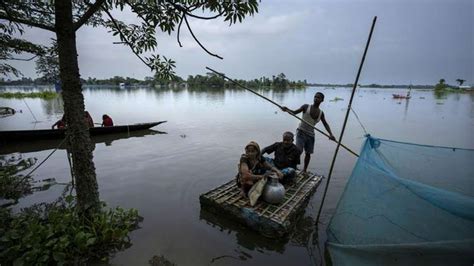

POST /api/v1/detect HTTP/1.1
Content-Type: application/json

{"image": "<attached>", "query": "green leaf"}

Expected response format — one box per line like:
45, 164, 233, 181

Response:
65, 195, 74, 203
40, 254, 49, 262
52, 251, 66, 263
86, 237, 96, 246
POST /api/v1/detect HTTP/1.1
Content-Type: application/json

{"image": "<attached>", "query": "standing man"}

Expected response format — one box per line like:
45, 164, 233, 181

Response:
281, 92, 336, 173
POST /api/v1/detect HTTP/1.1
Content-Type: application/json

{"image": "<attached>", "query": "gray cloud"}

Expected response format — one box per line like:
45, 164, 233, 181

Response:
3, 0, 473, 85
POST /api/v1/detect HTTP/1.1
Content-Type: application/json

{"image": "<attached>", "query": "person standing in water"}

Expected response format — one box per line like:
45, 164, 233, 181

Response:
281, 92, 336, 173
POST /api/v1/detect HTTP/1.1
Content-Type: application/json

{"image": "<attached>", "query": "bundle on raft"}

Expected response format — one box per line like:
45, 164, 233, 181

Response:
199, 171, 323, 238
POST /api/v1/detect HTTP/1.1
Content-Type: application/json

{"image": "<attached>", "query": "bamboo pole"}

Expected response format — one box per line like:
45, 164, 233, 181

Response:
315, 16, 377, 224
22, 98, 38, 122
205, 67, 360, 157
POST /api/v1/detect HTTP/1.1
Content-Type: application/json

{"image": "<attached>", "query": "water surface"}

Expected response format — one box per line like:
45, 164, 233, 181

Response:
1, 86, 473, 265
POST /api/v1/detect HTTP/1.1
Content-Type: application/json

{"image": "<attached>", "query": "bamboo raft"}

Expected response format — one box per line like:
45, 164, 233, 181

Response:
199, 171, 323, 238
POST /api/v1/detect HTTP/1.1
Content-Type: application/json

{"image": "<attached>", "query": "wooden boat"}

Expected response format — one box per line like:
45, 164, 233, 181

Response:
0, 121, 166, 142
393, 86, 412, 99
392, 94, 411, 99
199, 171, 323, 238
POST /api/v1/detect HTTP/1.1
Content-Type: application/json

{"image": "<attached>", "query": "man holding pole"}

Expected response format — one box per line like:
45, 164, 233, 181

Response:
281, 92, 335, 173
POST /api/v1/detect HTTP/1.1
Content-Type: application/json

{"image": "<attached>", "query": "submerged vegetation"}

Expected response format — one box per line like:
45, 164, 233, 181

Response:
0, 160, 142, 264
0, 165, 33, 203
0, 155, 41, 205
0, 91, 57, 99
0, 195, 141, 265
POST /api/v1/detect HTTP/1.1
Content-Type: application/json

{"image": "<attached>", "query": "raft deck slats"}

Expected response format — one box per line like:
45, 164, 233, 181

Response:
269, 175, 314, 218
199, 171, 323, 238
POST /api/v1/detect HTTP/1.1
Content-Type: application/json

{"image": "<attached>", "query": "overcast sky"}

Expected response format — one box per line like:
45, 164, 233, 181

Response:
4, 0, 473, 85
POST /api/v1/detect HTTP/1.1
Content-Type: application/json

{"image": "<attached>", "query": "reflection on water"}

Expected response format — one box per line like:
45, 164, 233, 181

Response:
402, 98, 410, 121
0, 153, 58, 207
200, 209, 287, 254
433, 89, 448, 99
41, 96, 64, 116
189, 88, 226, 104
200, 207, 324, 265
0, 129, 166, 154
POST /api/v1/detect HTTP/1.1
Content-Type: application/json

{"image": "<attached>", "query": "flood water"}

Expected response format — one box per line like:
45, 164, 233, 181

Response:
1, 86, 473, 265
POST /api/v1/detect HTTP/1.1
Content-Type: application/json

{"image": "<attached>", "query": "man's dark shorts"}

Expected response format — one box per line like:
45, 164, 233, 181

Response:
296, 129, 314, 154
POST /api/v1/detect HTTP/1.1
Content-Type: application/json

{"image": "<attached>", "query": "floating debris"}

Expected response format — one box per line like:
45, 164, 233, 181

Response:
329, 97, 344, 102
0, 107, 17, 118
0, 153, 37, 171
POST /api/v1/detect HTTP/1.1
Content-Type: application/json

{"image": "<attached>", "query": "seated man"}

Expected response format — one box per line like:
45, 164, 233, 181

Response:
236, 141, 283, 197
101, 114, 114, 127
261, 131, 302, 184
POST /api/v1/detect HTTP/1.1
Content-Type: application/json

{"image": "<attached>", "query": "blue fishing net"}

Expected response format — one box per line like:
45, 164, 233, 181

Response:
327, 136, 474, 266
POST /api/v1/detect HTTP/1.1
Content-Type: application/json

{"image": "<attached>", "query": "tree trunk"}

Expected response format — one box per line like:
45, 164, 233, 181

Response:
55, 0, 100, 213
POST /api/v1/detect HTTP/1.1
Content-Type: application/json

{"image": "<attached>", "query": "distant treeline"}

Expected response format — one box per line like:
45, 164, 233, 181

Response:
0, 72, 307, 89
186, 72, 306, 89
310, 83, 434, 89
0, 76, 153, 86
0, 76, 444, 89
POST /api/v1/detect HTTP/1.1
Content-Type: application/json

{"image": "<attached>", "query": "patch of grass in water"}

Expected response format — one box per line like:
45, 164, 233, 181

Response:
0, 91, 58, 99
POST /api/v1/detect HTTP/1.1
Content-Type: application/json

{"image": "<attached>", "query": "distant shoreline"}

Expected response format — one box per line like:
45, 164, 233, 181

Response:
310, 84, 432, 89
0, 84, 472, 90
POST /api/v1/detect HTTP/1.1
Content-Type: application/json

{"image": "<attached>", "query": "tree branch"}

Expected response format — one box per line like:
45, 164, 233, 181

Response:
4, 55, 39, 61
183, 15, 223, 60
102, 7, 152, 69
0, 14, 55, 32
185, 10, 224, 20
73, 0, 106, 31
171, 3, 224, 20
177, 14, 184, 47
